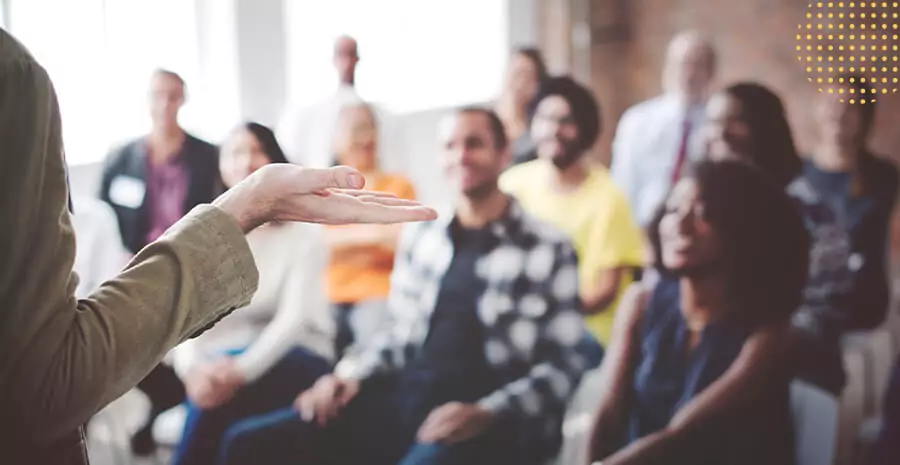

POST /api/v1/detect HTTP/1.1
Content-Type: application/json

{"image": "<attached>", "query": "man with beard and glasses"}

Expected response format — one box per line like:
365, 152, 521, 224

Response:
501, 76, 644, 346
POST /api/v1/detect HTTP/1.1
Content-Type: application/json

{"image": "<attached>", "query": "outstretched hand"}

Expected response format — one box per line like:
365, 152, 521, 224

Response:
214, 164, 437, 232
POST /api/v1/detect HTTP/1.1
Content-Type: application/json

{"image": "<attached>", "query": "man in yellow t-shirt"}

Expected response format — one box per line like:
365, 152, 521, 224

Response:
500, 76, 644, 345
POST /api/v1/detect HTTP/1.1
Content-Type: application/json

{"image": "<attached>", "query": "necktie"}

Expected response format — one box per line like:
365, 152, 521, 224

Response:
670, 116, 692, 184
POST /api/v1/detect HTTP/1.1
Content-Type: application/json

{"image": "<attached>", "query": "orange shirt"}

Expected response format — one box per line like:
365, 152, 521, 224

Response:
327, 174, 416, 304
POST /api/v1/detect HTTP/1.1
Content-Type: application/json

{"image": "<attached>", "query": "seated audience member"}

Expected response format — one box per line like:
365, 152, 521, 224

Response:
803, 76, 898, 332
171, 123, 335, 465
98, 68, 221, 455
495, 47, 549, 166
587, 160, 808, 465
207, 108, 598, 465
703, 82, 852, 395
501, 76, 645, 346
327, 102, 416, 356
70, 196, 129, 298
610, 31, 716, 228
869, 356, 900, 465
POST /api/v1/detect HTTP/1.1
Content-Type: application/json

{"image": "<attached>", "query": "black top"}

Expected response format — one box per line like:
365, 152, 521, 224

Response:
627, 277, 794, 465
801, 155, 898, 330
394, 220, 502, 426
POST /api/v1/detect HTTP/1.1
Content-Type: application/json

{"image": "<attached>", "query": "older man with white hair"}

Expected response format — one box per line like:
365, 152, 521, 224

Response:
610, 30, 717, 228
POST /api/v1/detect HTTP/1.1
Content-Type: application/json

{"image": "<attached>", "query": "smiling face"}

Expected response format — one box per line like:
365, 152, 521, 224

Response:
219, 129, 273, 189
530, 95, 582, 169
658, 178, 724, 275
704, 92, 753, 162
438, 111, 509, 199
334, 104, 378, 172
506, 52, 542, 106
814, 83, 867, 147
148, 72, 185, 129
662, 32, 716, 102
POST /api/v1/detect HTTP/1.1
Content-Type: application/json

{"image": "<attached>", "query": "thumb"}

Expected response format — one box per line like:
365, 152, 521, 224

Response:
300, 166, 366, 192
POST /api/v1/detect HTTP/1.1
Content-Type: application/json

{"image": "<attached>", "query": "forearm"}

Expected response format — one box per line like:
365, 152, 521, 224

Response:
234, 294, 317, 382
582, 269, 624, 315
334, 338, 409, 381
233, 322, 297, 383
588, 401, 630, 462
4, 206, 258, 443
582, 288, 618, 315
602, 428, 686, 465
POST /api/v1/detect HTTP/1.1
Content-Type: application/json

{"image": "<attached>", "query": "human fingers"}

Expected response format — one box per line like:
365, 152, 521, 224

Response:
307, 194, 437, 224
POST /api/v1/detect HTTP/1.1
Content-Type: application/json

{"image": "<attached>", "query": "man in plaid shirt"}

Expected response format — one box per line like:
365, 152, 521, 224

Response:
219, 107, 600, 465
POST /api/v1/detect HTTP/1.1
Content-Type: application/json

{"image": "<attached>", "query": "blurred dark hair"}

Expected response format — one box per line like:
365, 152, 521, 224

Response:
647, 160, 810, 328
529, 76, 601, 154
514, 46, 549, 86
241, 122, 289, 164
458, 106, 510, 151
721, 82, 801, 189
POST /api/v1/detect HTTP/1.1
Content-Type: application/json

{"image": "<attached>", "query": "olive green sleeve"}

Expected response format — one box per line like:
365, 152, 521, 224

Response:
0, 30, 259, 444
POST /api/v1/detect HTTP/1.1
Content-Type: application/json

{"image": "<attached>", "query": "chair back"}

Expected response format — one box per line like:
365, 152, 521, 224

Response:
792, 380, 840, 465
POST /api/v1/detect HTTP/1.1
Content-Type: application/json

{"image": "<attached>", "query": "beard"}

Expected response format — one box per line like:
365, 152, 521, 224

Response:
463, 179, 499, 201
537, 137, 583, 170
551, 150, 583, 170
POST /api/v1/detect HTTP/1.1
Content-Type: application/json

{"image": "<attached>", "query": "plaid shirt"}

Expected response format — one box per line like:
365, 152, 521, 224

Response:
334, 198, 595, 456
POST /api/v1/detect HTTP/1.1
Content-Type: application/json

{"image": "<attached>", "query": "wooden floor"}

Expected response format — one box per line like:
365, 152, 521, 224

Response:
87, 390, 176, 465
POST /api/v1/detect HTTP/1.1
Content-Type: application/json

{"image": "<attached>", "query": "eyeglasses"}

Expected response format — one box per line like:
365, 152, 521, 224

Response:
533, 113, 577, 127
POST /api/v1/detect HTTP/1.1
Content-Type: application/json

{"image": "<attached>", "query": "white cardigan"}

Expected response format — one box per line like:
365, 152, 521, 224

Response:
174, 222, 334, 382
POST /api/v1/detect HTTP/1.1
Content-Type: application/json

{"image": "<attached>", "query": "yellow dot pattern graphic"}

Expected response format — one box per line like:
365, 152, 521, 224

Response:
798, 2, 900, 103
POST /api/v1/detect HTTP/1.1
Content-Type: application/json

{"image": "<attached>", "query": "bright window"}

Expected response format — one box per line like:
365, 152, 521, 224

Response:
8, 0, 201, 165
285, 0, 508, 113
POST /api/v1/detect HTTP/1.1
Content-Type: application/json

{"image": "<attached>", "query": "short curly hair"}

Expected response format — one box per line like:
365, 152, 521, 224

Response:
529, 76, 601, 154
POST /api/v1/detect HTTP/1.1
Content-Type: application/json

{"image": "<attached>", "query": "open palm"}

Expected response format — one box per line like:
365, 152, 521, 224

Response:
215, 164, 438, 230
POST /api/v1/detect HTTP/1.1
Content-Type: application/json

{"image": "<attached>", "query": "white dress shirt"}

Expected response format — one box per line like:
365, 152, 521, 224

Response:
610, 94, 707, 227
276, 85, 361, 168
173, 222, 334, 382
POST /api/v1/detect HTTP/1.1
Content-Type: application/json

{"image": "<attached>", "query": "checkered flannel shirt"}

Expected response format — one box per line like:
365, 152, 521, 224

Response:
335, 198, 594, 451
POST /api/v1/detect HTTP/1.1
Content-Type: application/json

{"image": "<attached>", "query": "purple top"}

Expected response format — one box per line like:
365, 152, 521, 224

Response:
144, 145, 190, 244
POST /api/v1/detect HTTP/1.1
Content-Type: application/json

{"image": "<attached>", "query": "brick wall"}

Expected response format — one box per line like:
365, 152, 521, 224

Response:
549, 0, 900, 260
582, 0, 900, 163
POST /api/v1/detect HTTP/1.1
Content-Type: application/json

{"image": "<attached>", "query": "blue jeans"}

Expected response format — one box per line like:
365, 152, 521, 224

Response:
211, 374, 521, 465
171, 347, 332, 465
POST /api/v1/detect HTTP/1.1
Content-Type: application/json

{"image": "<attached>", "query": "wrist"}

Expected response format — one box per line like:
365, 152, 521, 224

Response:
214, 187, 266, 234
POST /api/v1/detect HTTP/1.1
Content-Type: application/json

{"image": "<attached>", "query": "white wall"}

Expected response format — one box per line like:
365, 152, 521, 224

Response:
234, 0, 287, 128
68, 0, 539, 208
67, 105, 454, 205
